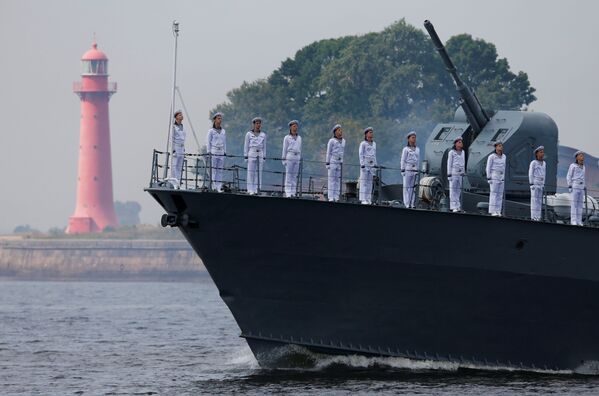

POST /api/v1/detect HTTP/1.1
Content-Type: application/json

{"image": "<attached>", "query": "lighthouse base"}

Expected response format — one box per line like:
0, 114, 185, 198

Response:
66, 216, 97, 234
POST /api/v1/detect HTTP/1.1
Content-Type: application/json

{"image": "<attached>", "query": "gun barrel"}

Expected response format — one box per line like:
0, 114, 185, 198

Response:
424, 20, 463, 86
424, 20, 489, 133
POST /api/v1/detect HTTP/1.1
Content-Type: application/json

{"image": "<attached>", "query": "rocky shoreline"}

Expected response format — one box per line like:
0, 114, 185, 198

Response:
0, 238, 205, 281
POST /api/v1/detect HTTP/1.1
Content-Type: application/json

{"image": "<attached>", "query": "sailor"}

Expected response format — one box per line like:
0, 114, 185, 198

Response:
486, 141, 507, 216
358, 127, 377, 205
528, 146, 546, 221
281, 120, 302, 197
206, 112, 227, 192
244, 117, 267, 195
326, 124, 346, 202
400, 131, 420, 208
567, 150, 586, 226
447, 136, 466, 212
171, 110, 186, 183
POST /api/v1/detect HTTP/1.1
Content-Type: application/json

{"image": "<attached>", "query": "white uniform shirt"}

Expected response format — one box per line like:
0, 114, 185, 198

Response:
207, 128, 226, 155
447, 149, 465, 176
567, 163, 586, 189
401, 146, 420, 172
172, 123, 186, 145
486, 153, 506, 181
282, 135, 302, 160
528, 160, 546, 186
359, 141, 377, 167
326, 138, 346, 164
244, 131, 267, 158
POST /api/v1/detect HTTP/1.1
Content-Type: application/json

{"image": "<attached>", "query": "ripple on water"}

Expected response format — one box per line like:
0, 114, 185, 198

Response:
3, 280, 599, 395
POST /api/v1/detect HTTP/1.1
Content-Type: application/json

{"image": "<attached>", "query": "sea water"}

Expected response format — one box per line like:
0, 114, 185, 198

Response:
1, 278, 598, 395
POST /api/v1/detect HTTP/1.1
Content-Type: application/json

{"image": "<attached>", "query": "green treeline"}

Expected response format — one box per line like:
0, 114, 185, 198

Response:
208, 19, 536, 186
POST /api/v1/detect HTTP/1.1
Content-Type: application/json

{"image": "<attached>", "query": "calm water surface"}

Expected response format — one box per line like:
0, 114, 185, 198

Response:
1, 278, 599, 395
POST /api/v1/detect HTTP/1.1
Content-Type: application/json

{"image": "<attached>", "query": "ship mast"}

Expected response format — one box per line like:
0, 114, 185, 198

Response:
164, 20, 180, 178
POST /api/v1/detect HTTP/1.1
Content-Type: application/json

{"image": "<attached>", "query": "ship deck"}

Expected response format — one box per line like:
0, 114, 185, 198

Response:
147, 149, 599, 226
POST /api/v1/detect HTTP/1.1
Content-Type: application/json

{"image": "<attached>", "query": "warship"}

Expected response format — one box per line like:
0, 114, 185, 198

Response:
146, 21, 599, 373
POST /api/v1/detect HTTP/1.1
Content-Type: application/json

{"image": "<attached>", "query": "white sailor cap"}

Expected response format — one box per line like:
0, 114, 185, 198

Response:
454, 136, 463, 143
574, 150, 584, 158
252, 117, 262, 123
406, 131, 416, 139
288, 120, 299, 127
363, 126, 373, 134
212, 112, 223, 119
493, 141, 503, 147
533, 145, 544, 154
174, 109, 183, 117
331, 124, 342, 135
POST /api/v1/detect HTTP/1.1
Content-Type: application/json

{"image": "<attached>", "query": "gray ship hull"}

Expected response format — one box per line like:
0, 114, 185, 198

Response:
148, 188, 599, 372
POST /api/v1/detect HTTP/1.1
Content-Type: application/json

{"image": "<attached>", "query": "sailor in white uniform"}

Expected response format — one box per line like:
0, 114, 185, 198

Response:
206, 112, 227, 192
400, 131, 420, 208
528, 145, 546, 221
567, 150, 586, 226
171, 110, 186, 183
326, 124, 346, 202
447, 136, 466, 212
486, 141, 507, 216
244, 117, 267, 195
358, 127, 377, 205
282, 120, 302, 197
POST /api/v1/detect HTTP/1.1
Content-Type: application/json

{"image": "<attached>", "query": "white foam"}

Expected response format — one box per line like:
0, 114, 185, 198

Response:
264, 344, 577, 375
573, 360, 599, 375
313, 353, 460, 371
315, 352, 577, 375
223, 343, 594, 375
225, 345, 260, 370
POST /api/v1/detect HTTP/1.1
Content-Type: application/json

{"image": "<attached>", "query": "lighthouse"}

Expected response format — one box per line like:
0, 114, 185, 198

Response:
66, 40, 119, 234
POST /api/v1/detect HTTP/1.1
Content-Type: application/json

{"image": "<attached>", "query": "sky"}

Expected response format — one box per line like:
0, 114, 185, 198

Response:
1, 0, 599, 233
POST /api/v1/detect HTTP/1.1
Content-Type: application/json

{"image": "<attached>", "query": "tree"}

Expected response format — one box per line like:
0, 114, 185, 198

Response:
48, 227, 65, 236
209, 19, 537, 187
13, 225, 40, 234
443, 34, 537, 111
114, 201, 142, 227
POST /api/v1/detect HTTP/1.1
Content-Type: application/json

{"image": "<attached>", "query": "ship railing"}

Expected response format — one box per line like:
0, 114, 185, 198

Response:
149, 149, 404, 203
149, 149, 599, 226
464, 173, 599, 225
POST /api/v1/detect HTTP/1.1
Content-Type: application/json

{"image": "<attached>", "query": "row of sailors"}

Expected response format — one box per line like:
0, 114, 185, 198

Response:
464, 139, 586, 225
173, 111, 588, 225
483, 141, 587, 225
176, 111, 414, 204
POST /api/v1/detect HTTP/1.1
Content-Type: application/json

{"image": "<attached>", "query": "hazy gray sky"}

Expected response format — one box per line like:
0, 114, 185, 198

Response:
1, 0, 598, 232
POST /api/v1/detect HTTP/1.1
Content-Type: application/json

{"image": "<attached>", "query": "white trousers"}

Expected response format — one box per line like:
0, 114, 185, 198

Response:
449, 176, 462, 211
210, 154, 225, 191
247, 157, 263, 194
403, 171, 417, 208
488, 179, 504, 215
171, 146, 185, 182
284, 159, 300, 197
530, 185, 543, 220
328, 163, 342, 201
359, 167, 374, 203
571, 188, 584, 225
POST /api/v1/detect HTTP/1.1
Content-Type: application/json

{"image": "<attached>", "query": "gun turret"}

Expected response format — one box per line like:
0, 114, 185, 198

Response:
424, 20, 489, 135
423, 20, 558, 206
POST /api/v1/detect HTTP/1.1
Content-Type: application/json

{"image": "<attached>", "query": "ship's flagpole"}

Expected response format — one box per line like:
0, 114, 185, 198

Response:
164, 20, 180, 179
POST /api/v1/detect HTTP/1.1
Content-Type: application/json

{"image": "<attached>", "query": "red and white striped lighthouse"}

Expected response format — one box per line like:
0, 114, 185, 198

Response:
67, 40, 119, 233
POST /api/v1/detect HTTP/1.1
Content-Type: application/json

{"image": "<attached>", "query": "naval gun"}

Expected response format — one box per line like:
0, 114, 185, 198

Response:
422, 20, 558, 199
